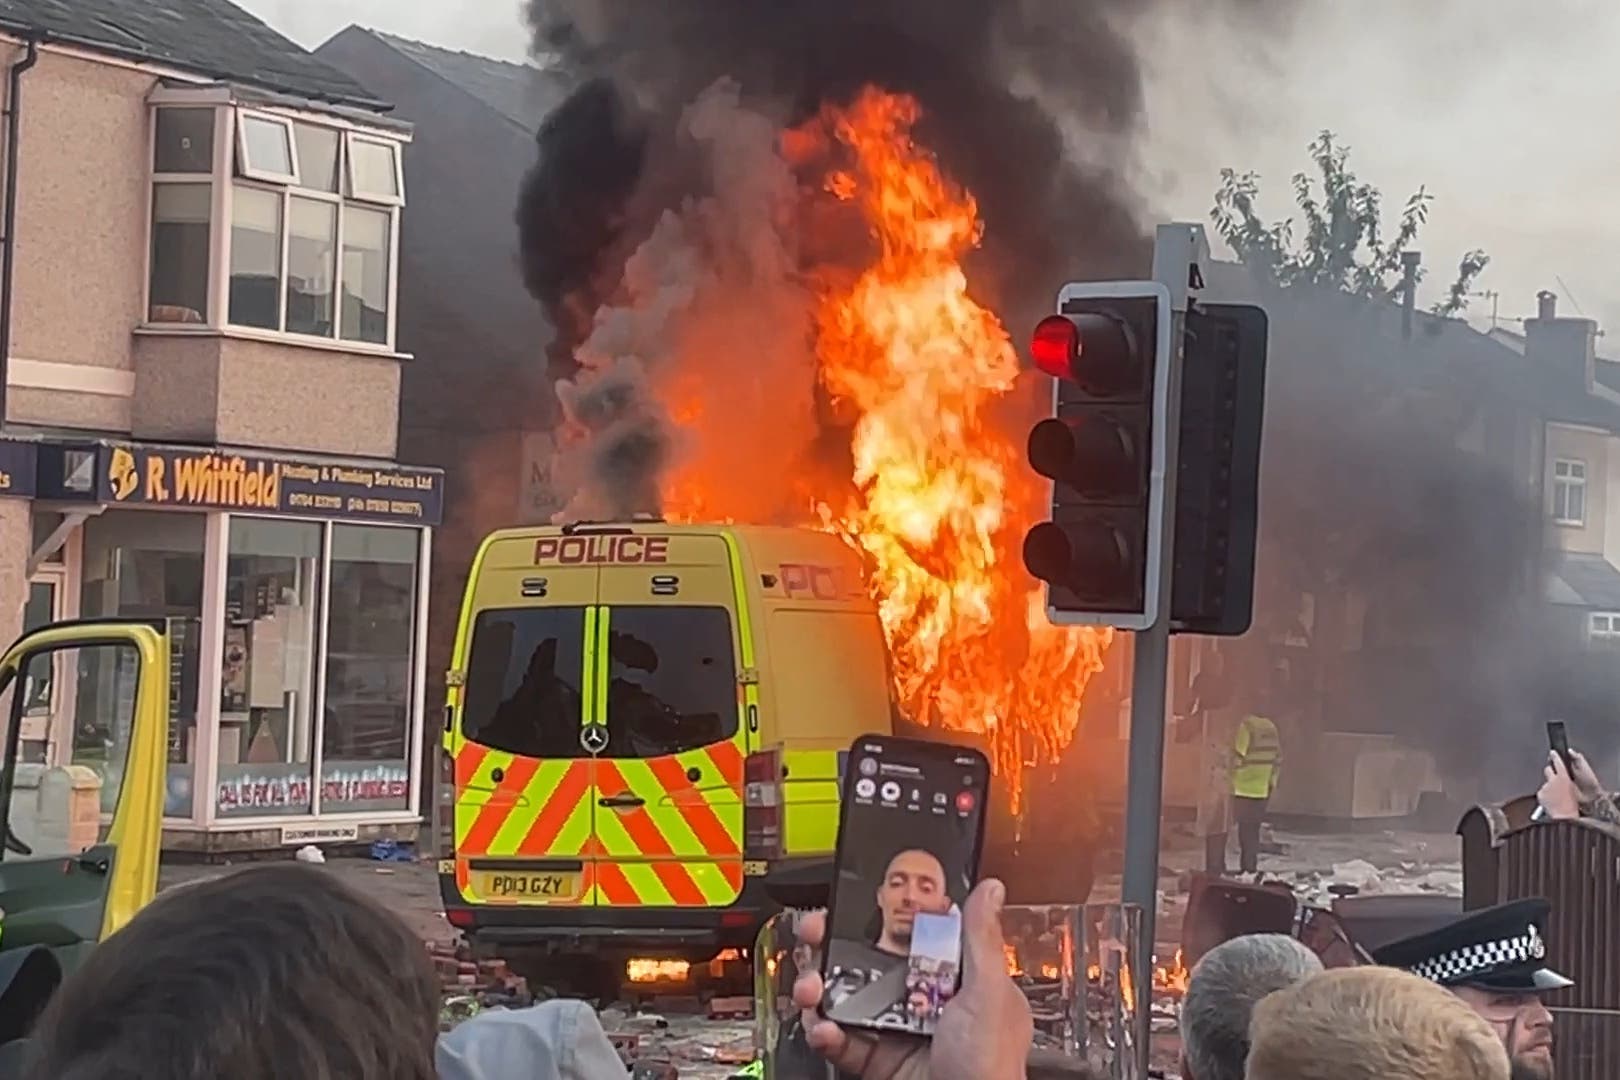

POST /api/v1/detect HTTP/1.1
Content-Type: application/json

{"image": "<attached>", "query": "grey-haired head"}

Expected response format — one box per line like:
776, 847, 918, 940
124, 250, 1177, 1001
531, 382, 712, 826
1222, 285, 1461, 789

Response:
1180, 933, 1324, 1080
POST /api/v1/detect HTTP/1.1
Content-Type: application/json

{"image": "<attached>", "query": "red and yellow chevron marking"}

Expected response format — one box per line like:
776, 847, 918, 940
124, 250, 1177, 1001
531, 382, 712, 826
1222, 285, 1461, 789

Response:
452, 747, 596, 906
451, 738, 747, 909
590, 740, 746, 907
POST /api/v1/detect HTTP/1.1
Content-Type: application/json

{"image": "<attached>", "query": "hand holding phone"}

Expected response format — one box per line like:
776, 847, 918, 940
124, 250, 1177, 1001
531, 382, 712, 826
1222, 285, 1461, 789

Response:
820, 734, 991, 1039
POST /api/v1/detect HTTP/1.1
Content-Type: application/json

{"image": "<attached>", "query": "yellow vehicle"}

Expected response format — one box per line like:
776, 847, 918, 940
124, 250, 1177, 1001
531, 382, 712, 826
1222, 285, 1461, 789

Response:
0, 619, 170, 1025
438, 521, 894, 989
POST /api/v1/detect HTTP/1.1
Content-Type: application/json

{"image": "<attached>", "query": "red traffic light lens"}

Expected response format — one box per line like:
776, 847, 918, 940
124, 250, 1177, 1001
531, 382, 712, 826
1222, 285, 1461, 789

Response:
1031, 316, 1079, 379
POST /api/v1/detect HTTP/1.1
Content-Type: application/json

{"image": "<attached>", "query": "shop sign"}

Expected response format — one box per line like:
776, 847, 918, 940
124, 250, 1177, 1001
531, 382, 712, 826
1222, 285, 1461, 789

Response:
217, 764, 312, 817
0, 438, 37, 497
320, 761, 411, 812
281, 823, 360, 845
216, 761, 411, 817
102, 442, 443, 526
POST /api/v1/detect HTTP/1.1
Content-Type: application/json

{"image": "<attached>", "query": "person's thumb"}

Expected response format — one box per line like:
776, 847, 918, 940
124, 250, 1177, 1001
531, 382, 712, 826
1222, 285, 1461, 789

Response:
959, 877, 1007, 984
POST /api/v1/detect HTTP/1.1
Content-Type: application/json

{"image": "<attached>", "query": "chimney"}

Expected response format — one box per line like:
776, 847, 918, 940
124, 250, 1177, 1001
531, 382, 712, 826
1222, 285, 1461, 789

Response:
1400, 251, 1421, 340
1524, 289, 1597, 392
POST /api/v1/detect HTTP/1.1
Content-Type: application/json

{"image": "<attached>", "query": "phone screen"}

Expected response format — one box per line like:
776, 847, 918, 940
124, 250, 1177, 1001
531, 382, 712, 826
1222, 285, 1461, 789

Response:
820, 735, 991, 1037
1548, 721, 1571, 768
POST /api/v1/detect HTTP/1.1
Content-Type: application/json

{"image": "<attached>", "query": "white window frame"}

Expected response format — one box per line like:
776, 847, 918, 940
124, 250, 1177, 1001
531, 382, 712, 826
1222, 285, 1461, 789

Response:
144, 96, 406, 354
1589, 611, 1620, 643
1552, 457, 1588, 527
235, 110, 301, 186
343, 132, 405, 206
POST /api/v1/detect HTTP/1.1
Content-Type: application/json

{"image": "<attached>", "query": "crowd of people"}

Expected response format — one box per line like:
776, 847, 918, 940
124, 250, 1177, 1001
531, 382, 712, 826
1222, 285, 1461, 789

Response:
0, 868, 1576, 1079
1, 746, 1607, 1078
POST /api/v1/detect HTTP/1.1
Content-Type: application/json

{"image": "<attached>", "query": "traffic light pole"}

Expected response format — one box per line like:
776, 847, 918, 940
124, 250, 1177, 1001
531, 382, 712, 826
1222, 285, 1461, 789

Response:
1120, 223, 1206, 1070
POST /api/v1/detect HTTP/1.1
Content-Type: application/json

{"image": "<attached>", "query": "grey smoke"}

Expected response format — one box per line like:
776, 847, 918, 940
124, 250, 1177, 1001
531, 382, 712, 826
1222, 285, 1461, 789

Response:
548, 80, 818, 523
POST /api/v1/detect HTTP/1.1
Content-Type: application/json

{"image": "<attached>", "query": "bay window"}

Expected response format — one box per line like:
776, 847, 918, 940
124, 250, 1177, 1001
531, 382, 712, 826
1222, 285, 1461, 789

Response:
146, 96, 405, 350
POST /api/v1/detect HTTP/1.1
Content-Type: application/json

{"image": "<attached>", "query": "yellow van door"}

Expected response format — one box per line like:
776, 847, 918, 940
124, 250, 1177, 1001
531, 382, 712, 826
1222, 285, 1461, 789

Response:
0, 620, 169, 968
452, 559, 598, 907
590, 532, 747, 908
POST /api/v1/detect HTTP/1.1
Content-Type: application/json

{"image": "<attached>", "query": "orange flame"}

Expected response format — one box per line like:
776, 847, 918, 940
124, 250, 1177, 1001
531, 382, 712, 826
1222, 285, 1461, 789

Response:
669, 87, 1113, 805
626, 958, 690, 983
1154, 949, 1190, 996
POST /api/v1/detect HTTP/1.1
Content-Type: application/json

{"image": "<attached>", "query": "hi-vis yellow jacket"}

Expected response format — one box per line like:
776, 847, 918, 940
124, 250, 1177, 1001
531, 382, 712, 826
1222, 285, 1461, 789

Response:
1231, 713, 1281, 799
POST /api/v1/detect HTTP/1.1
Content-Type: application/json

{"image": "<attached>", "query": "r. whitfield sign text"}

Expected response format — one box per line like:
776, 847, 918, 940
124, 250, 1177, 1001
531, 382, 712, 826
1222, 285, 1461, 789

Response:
104, 445, 443, 526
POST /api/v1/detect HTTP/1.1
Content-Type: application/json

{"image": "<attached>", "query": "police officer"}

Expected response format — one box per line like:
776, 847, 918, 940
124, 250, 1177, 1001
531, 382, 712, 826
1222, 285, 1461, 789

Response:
1372, 898, 1568, 1080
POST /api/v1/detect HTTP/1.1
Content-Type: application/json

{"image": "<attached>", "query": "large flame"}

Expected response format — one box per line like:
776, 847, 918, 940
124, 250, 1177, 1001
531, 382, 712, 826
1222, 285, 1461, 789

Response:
671, 88, 1113, 805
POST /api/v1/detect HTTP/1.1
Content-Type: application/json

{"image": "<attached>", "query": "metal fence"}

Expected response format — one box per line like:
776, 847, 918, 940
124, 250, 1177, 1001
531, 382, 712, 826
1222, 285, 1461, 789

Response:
1458, 801, 1620, 1080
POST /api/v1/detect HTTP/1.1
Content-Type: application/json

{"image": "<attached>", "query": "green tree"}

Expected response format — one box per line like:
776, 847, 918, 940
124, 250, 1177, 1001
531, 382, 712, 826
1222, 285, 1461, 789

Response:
1211, 131, 1488, 317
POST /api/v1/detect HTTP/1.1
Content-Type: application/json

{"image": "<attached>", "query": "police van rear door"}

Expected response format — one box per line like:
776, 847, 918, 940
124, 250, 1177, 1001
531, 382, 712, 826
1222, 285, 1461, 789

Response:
589, 527, 747, 908
452, 533, 598, 908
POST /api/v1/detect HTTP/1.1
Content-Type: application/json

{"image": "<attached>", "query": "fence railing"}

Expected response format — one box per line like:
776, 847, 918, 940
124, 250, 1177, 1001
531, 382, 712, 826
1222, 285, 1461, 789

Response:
1458, 798, 1620, 1080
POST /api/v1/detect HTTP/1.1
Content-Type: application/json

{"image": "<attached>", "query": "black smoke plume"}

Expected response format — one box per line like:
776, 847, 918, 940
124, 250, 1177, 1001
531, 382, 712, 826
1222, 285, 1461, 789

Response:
514, 0, 1280, 520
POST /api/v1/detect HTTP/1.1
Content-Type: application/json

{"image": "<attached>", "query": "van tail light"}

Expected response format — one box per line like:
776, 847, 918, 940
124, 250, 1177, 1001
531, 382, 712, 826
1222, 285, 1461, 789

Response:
445, 908, 475, 929
744, 748, 783, 862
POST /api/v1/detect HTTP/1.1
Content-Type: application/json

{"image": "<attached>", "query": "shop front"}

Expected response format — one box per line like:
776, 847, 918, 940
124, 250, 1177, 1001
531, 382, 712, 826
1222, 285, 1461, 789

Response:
28, 438, 443, 852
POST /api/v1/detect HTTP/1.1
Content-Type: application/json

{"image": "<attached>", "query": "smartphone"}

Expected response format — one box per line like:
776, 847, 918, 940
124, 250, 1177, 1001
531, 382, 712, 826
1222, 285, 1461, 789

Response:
1547, 720, 1572, 772
819, 734, 991, 1038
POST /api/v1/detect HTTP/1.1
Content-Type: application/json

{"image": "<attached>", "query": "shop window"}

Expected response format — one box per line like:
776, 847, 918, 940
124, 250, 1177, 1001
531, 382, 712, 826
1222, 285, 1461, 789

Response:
320, 524, 418, 812
462, 608, 587, 759
144, 100, 404, 348
79, 511, 206, 819
215, 518, 322, 819
603, 606, 737, 758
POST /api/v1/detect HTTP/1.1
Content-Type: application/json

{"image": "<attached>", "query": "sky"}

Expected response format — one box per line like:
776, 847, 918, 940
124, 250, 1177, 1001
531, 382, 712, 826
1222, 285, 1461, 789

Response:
239, 0, 1620, 341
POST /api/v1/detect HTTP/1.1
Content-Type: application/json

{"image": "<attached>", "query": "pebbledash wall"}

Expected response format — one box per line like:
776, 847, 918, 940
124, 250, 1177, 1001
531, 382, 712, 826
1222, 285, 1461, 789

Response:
9, 436, 442, 852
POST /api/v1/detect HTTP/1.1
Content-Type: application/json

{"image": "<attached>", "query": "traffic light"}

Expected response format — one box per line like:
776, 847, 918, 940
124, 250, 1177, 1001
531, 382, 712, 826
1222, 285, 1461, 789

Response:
1022, 282, 1172, 630
1170, 303, 1269, 636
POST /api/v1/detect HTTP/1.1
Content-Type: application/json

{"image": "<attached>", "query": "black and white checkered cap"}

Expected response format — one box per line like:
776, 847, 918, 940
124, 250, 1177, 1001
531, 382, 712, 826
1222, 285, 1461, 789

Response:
1370, 897, 1573, 992
1408, 923, 1546, 983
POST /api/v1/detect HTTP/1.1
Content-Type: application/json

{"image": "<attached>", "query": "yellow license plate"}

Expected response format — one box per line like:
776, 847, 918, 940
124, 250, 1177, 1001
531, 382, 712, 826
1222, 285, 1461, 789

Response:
472, 870, 581, 901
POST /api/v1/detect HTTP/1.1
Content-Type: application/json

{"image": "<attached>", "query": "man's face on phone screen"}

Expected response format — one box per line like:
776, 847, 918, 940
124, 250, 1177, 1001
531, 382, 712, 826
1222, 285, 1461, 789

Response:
876, 848, 948, 953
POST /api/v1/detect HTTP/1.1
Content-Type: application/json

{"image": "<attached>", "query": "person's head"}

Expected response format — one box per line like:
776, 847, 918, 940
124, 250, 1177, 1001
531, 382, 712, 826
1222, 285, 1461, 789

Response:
1452, 985, 1555, 1080
1178, 933, 1323, 1080
31, 863, 441, 1080
1247, 967, 1511, 1080
875, 847, 948, 951
1369, 897, 1567, 1080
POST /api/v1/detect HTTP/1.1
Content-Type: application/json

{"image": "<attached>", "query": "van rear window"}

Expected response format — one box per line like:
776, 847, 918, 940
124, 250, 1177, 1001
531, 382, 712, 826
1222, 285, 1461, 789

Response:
603, 606, 738, 759
461, 605, 739, 761
462, 608, 587, 759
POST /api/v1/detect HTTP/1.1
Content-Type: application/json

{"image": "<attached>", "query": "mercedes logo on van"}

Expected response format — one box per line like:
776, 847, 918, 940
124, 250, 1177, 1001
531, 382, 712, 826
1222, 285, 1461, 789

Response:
580, 725, 609, 754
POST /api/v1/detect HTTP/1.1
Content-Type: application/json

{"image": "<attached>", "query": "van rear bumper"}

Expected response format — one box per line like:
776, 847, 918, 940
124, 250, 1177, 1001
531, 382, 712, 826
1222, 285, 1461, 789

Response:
439, 858, 836, 952
440, 873, 775, 953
